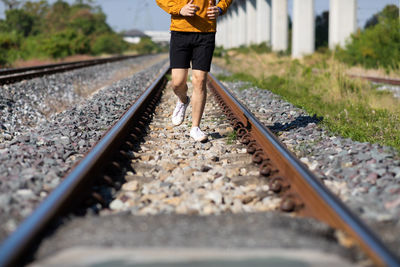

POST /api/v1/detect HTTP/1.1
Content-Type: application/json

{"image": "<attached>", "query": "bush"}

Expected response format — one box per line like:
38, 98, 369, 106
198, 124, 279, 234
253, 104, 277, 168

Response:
41, 29, 90, 58
365, 4, 399, 29
0, 31, 21, 65
0, 1, 129, 64
19, 35, 47, 59
129, 37, 161, 54
91, 33, 127, 55
0, 31, 21, 50
336, 5, 400, 70
336, 19, 400, 69
213, 46, 225, 57
249, 42, 272, 54
4, 9, 35, 37
232, 42, 272, 54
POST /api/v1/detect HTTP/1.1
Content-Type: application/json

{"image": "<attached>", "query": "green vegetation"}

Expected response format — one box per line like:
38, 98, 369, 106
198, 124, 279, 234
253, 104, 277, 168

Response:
315, 11, 329, 50
233, 42, 272, 54
335, 5, 400, 70
213, 5, 400, 150
217, 57, 400, 150
213, 46, 225, 58
0, 0, 165, 67
128, 37, 168, 54
226, 131, 237, 145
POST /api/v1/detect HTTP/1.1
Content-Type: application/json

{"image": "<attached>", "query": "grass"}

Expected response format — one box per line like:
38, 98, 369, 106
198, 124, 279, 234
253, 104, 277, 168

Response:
214, 50, 400, 151
226, 131, 237, 145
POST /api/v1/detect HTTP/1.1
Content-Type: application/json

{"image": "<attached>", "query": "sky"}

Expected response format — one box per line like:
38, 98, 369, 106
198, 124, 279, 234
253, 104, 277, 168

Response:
0, 0, 399, 32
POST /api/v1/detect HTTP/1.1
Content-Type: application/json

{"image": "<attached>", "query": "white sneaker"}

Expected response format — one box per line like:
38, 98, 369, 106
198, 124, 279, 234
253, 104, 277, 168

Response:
190, 127, 208, 142
172, 96, 190, 126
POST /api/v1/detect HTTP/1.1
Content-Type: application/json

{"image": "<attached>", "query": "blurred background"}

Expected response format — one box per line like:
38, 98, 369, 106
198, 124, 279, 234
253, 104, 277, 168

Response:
0, 0, 398, 69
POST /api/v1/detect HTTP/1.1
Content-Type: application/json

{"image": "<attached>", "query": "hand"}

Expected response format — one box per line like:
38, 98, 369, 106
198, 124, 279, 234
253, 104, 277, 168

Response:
180, 0, 200, 17
207, 0, 219, 20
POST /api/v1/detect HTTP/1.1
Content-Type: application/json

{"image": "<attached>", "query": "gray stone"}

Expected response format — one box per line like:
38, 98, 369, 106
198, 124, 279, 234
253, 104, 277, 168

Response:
59, 136, 70, 145
0, 56, 167, 242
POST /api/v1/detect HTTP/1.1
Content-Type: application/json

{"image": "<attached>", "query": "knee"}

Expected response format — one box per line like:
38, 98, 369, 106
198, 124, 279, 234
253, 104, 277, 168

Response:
192, 73, 207, 91
171, 78, 186, 91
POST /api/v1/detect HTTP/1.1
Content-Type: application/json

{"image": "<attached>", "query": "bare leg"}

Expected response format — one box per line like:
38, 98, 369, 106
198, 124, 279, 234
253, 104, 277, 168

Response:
191, 69, 208, 127
171, 68, 189, 103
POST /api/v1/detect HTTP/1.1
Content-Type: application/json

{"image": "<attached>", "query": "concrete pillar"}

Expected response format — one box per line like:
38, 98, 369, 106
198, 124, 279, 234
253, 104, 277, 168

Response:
224, 13, 229, 48
238, 0, 247, 46
292, 0, 315, 58
271, 0, 288, 51
223, 16, 228, 48
232, 3, 240, 47
222, 17, 227, 48
256, 0, 272, 44
329, 0, 357, 49
226, 10, 233, 48
218, 17, 225, 47
246, 0, 257, 45
216, 17, 222, 46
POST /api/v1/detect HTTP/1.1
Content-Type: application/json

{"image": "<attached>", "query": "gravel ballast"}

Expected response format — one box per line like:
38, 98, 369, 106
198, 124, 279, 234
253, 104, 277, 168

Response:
0, 55, 168, 241
1, 60, 399, 260
104, 79, 282, 216
33, 71, 360, 266
211, 65, 400, 253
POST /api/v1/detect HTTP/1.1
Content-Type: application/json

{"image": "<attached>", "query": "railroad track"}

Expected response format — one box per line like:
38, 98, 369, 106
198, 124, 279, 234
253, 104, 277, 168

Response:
349, 74, 400, 86
0, 66, 399, 266
311, 68, 400, 86
0, 55, 139, 85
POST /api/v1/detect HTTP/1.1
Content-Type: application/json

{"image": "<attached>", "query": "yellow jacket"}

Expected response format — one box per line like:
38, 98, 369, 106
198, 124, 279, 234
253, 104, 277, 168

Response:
156, 0, 232, 32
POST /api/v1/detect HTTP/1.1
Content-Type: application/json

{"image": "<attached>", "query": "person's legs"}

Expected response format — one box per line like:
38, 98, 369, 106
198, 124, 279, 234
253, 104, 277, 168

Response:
188, 32, 214, 141
191, 69, 207, 127
171, 68, 189, 104
191, 32, 215, 128
170, 68, 190, 126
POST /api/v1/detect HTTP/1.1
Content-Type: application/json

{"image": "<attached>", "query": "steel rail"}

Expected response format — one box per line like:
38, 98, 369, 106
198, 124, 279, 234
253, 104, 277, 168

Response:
207, 73, 399, 266
348, 74, 400, 86
312, 68, 400, 86
0, 55, 140, 85
0, 66, 169, 267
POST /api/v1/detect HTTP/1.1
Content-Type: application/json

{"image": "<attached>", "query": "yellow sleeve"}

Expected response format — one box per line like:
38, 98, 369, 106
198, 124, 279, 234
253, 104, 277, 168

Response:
216, 0, 232, 15
155, 0, 185, 16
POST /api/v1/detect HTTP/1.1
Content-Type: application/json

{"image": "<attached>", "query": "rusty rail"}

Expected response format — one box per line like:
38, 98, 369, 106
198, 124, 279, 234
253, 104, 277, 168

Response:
0, 55, 141, 85
0, 66, 169, 267
207, 73, 399, 266
348, 74, 400, 86
0, 67, 397, 266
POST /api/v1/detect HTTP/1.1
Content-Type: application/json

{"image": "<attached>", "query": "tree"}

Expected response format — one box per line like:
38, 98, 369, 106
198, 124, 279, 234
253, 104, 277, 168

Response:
4, 8, 34, 36
315, 11, 329, 49
44, 0, 71, 33
336, 5, 400, 69
91, 33, 127, 55
1, 0, 22, 10
74, 0, 94, 6
0, 0, 128, 63
21, 1, 49, 35
364, 4, 399, 29
22, 1, 49, 18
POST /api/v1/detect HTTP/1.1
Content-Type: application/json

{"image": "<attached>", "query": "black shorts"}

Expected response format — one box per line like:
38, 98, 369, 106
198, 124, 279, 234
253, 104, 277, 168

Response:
170, 31, 216, 72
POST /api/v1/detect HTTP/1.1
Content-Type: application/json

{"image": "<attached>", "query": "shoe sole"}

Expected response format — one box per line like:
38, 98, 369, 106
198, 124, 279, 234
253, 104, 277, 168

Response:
172, 120, 184, 126
192, 135, 208, 142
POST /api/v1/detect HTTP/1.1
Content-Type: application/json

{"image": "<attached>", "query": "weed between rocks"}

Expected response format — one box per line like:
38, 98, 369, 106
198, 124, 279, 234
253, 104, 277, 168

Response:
226, 131, 237, 145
